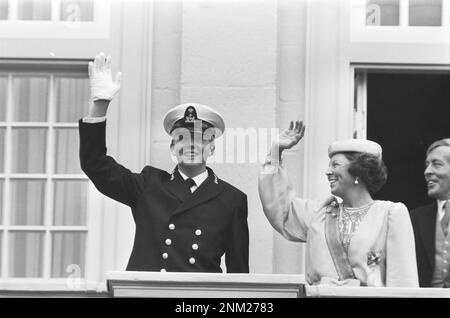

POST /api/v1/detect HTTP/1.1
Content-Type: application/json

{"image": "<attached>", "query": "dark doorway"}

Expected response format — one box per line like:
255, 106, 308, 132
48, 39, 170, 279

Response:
367, 72, 450, 211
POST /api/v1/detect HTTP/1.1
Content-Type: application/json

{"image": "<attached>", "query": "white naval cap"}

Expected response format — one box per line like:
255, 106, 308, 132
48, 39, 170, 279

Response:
328, 139, 382, 160
163, 103, 225, 138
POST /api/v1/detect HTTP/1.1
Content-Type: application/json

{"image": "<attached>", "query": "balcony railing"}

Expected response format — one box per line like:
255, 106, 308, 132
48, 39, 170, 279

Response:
1, 272, 450, 297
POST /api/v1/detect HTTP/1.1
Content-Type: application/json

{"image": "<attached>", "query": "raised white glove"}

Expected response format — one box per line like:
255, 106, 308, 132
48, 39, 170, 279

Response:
88, 52, 122, 101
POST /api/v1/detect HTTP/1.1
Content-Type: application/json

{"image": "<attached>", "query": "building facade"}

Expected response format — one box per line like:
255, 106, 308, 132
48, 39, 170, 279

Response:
0, 0, 449, 290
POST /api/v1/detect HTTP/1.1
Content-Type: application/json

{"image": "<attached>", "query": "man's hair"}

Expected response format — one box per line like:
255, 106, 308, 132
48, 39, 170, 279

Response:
426, 138, 450, 156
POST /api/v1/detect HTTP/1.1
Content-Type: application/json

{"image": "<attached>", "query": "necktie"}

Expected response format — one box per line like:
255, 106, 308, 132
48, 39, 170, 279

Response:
185, 178, 196, 193
442, 201, 450, 237
445, 273, 450, 288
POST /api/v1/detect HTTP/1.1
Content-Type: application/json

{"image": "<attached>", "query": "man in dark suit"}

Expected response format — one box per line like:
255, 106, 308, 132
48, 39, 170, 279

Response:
79, 53, 249, 273
410, 138, 450, 287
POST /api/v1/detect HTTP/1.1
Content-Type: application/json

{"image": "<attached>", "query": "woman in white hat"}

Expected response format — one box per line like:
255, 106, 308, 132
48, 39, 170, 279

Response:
259, 121, 418, 287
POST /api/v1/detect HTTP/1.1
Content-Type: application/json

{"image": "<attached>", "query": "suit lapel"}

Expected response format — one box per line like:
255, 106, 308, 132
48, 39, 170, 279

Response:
419, 202, 437, 267
162, 168, 191, 202
171, 167, 224, 216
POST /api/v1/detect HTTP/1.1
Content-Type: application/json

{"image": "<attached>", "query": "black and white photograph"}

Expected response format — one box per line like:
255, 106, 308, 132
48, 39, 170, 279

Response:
0, 0, 449, 301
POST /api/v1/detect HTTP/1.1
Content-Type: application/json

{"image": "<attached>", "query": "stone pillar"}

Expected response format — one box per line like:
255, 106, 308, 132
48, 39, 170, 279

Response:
273, 0, 308, 274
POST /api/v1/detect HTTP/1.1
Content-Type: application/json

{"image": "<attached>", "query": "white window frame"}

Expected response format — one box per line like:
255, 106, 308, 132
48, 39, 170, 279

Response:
0, 0, 110, 39
0, 59, 102, 284
350, 0, 450, 43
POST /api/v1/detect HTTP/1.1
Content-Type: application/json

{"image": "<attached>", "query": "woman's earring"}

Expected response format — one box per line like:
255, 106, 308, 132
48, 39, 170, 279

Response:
354, 178, 359, 185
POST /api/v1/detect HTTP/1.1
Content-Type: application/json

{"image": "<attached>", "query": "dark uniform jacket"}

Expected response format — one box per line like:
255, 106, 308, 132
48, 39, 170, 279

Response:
410, 203, 437, 287
79, 120, 249, 273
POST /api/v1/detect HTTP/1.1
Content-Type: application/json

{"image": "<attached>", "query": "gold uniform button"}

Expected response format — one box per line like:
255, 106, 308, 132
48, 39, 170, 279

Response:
165, 239, 172, 245
169, 224, 175, 230
189, 258, 196, 264
162, 253, 168, 259
195, 229, 202, 236
192, 244, 199, 250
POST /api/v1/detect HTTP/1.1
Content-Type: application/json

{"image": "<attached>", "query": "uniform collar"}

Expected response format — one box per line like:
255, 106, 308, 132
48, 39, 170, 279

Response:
178, 168, 208, 187
170, 167, 224, 216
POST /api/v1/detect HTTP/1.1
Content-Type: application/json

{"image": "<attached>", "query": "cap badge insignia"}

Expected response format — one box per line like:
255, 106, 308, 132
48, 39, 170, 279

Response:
184, 106, 198, 123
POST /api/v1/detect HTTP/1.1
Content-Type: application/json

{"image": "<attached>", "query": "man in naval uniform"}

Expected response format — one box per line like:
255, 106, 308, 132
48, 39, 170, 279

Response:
79, 53, 249, 273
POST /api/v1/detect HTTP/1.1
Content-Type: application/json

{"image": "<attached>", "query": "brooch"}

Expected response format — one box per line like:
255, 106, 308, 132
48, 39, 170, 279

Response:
326, 200, 339, 218
367, 250, 382, 266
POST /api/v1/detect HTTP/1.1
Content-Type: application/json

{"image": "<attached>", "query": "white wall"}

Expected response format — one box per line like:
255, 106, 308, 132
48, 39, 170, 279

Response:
273, 0, 308, 274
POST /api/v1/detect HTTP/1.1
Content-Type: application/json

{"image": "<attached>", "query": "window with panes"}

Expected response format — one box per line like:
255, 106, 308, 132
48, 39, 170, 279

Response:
366, 0, 449, 26
0, 62, 90, 278
0, 0, 94, 21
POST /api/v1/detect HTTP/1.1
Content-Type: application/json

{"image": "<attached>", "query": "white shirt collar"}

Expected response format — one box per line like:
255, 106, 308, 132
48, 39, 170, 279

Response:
178, 168, 209, 188
437, 199, 450, 221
